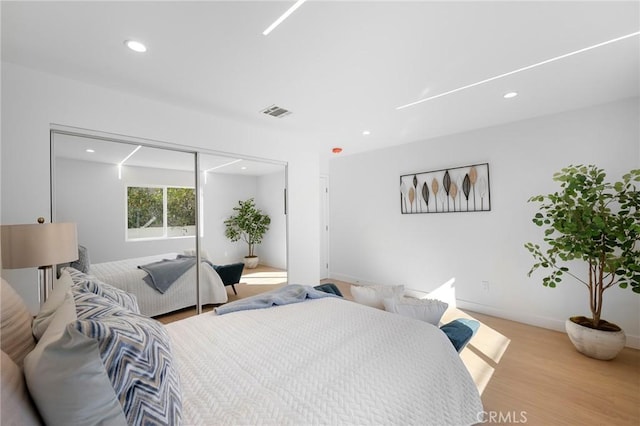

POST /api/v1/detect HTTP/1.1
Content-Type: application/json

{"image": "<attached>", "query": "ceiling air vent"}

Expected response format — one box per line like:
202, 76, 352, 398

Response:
261, 104, 292, 118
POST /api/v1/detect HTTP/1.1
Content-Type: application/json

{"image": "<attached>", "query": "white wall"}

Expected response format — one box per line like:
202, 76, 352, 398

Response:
201, 173, 258, 263
201, 170, 286, 268
329, 97, 640, 347
56, 156, 287, 267
56, 157, 197, 262
1, 62, 320, 312
201, 174, 262, 264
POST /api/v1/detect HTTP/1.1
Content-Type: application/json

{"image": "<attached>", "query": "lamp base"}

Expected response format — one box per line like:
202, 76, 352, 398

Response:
38, 265, 54, 304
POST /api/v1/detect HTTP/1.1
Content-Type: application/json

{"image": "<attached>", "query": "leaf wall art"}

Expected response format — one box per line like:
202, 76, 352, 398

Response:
400, 163, 491, 214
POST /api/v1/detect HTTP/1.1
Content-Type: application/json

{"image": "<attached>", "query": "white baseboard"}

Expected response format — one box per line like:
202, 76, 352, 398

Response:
457, 299, 640, 350
328, 272, 381, 287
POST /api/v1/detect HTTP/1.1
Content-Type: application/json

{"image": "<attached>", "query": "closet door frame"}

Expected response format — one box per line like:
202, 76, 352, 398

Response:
50, 124, 288, 314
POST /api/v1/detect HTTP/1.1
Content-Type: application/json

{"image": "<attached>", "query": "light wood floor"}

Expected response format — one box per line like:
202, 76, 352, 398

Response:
157, 270, 640, 425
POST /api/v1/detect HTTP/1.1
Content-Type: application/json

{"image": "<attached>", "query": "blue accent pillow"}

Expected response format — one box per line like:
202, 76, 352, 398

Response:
56, 245, 90, 277
440, 318, 479, 352
314, 283, 343, 297
71, 245, 90, 274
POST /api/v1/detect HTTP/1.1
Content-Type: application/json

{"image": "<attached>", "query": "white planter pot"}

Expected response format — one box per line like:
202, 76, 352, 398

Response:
565, 318, 626, 360
244, 256, 259, 269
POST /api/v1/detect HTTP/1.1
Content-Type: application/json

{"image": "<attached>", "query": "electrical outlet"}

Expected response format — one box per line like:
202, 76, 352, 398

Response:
482, 280, 490, 292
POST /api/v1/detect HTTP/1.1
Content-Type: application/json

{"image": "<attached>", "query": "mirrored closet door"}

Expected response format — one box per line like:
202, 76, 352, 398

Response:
198, 153, 288, 293
51, 129, 287, 319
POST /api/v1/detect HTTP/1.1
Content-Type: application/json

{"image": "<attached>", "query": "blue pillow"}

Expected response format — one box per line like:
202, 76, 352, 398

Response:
314, 283, 343, 297
440, 318, 479, 352
70, 245, 90, 274
56, 245, 90, 277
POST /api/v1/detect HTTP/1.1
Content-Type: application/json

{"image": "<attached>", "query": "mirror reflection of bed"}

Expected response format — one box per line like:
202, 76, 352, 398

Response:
85, 250, 228, 318
51, 129, 288, 319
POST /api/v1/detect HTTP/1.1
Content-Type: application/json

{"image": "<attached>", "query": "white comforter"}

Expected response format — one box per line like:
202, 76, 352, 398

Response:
90, 253, 228, 317
166, 297, 483, 425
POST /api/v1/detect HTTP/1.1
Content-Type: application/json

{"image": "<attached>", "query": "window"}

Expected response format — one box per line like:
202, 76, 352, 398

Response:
126, 186, 196, 240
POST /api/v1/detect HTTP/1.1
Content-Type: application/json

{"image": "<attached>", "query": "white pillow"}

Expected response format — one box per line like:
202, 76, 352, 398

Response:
383, 296, 449, 326
351, 284, 404, 309
32, 269, 74, 340
183, 249, 210, 260
1, 350, 42, 425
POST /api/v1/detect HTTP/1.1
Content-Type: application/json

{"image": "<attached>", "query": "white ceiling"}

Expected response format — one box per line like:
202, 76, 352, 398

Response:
2, 1, 639, 158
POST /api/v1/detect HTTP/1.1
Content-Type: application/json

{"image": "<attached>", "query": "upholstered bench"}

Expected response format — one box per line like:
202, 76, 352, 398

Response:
212, 263, 245, 295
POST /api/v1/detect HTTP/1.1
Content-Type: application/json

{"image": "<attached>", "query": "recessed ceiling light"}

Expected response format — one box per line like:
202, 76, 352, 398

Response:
124, 40, 147, 53
241, 166, 247, 170
85, 149, 95, 153
396, 30, 640, 110
362, 130, 371, 136
503, 92, 518, 99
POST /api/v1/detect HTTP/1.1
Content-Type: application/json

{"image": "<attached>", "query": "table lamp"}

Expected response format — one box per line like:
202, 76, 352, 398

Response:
1, 218, 78, 303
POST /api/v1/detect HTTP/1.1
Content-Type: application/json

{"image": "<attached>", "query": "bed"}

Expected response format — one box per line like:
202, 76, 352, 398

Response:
89, 253, 228, 317
1, 276, 484, 426
168, 295, 483, 425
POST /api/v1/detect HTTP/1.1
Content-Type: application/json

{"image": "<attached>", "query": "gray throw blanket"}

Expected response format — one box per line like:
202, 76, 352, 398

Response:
138, 256, 196, 294
214, 284, 338, 315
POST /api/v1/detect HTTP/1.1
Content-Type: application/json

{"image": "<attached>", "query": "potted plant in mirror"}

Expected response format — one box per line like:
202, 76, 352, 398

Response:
224, 198, 271, 269
525, 165, 639, 360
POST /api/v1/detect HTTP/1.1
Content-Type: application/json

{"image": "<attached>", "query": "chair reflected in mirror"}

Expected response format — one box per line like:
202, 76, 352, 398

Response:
213, 263, 245, 295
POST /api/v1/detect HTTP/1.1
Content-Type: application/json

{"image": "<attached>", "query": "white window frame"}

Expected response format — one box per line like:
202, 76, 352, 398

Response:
125, 185, 196, 241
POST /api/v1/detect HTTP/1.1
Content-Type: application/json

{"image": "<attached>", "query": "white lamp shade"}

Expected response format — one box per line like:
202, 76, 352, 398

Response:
1, 223, 78, 269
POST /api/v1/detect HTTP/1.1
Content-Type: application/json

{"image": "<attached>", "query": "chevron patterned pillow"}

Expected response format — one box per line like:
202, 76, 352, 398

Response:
73, 289, 127, 320
25, 291, 182, 425
65, 267, 140, 314
74, 292, 182, 424
74, 306, 182, 424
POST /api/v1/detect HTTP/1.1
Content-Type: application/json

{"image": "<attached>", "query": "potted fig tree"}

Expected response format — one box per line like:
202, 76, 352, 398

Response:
525, 165, 639, 360
224, 198, 271, 269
